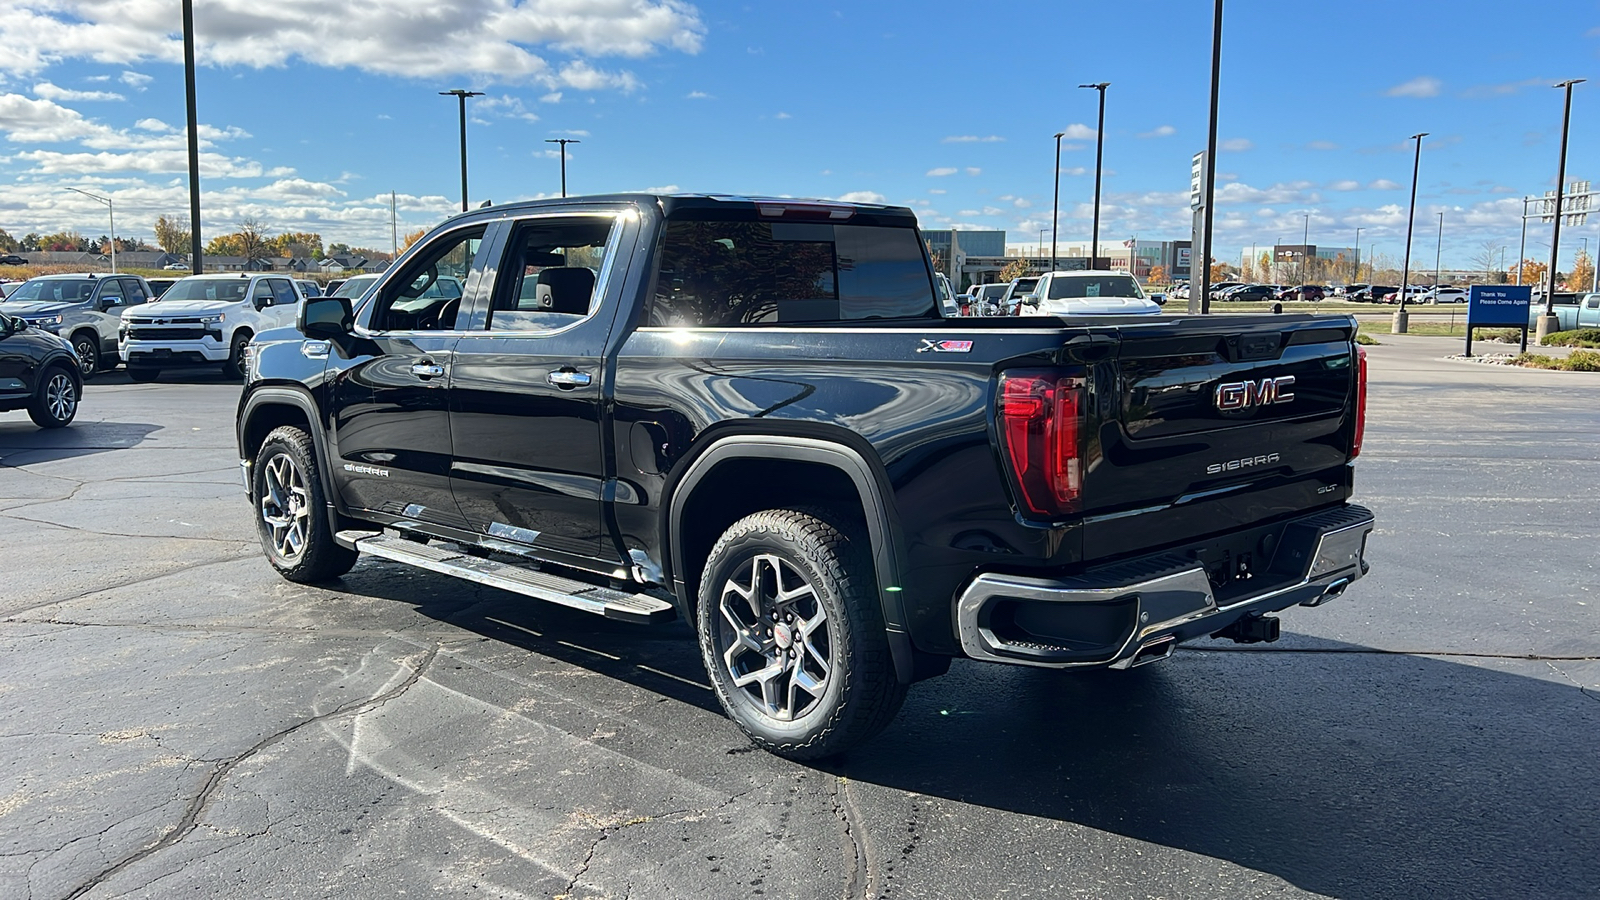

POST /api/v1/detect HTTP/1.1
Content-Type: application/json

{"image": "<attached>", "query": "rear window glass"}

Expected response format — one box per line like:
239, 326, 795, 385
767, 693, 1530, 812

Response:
650, 217, 937, 326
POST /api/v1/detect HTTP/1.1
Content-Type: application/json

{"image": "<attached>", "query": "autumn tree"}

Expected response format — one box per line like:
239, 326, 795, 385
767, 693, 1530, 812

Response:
35, 231, 87, 252
998, 256, 1032, 283
1565, 249, 1594, 292
205, 233, 246, 256
1209, 260, 1231, 283
0, 229, 18, 252
1148, 265, 1168, 285
153, 215, 191, 254
1510, 259, 1548, 289
270, 232, 324, 259
400, 229, 427, 253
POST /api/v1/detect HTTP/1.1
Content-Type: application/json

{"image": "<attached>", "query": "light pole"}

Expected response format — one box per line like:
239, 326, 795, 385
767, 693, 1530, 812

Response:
182, 0, 202, 273
64, 188, 115, 273
440, 89, 484, 212
1539, 78, 1585, 340
1078, 82, 1110, 268
1392, 131, 1428, 334
1353, 227, 1362, 283
1435, 212, 1444, 287
1051, 131, 1065, 271
1037, 229, 1046, 261
545, 138, 581, 197
1301, 212, 1310, 286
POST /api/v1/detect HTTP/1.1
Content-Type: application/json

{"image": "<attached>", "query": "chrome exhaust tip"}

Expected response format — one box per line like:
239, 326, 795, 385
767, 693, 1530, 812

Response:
1301, 577, 1352, 608
1115, 637, 1176, 669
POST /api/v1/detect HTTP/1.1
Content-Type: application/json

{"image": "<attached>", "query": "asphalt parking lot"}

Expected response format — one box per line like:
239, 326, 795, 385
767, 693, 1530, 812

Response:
1, 336, 1596, 900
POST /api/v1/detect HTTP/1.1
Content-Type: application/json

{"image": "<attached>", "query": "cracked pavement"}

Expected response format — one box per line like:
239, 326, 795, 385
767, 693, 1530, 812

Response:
0, 343, 1597, 899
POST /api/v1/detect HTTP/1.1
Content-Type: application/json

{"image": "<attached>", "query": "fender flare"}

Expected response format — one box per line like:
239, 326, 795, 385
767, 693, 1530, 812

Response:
666, 434, 916, 683
238, 385, 347, 543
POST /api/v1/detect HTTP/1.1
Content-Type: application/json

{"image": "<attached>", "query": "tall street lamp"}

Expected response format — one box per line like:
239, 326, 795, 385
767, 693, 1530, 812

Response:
1197, 0, 1224, 314
1078, 82, 1110, 269
64, 188, 115, 273
1392, 131, 1428, 334
1051, 131, 1065, 271
1353, 226, 1362, 283
545, 138, 581, 197
1301, 212, 1310, 286
1435, 212, 1445, 286
182, 0, 203, 273
1539, 78, 1585, 341
440, 89, 484, 212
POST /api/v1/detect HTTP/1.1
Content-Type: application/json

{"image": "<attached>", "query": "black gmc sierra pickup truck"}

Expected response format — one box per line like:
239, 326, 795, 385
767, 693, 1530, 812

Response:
236, 194, 1373, 759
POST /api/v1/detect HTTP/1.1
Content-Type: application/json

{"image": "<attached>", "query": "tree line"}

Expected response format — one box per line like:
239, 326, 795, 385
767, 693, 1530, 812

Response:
0, 216, 391, 263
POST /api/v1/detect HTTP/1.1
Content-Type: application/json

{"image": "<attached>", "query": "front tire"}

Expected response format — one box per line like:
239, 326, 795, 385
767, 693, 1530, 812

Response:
696, 509, 907, 760
27, 365, 79, 428
70, 331, 99, 378
222, 331, 251, 380
253, 425, 358, 582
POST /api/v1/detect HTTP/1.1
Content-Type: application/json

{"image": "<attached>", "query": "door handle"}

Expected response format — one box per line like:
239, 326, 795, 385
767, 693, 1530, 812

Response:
410, 362, 445, 379
546, 369, 592, 388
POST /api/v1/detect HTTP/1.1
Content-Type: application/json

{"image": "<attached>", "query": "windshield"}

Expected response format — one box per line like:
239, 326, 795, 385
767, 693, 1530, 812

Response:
1047, 275, 1145, 300
978, 285, 1009, 299
8, 278, 95, 303
160, 279, 249, 303
332, 275, 381, 298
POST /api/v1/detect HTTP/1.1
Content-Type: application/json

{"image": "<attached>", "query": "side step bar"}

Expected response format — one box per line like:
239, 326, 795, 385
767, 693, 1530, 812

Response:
342, 532, 676, 625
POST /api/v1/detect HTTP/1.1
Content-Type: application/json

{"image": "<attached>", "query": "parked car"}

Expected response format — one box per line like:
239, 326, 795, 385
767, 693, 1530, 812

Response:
1219, 284, 1279, 302
1276, 285, 1325, 302
1528, 292, 1599, 330
0, 273, 155, 377
935, 273, 958, 317
0, 281, 18, 299
1019, 270, 1162, 316
1208, 281, 1245, 299
1379, 286, 1429, 304
1420, 287, 1467, 304
237, 192, 1373, 760
0, 254, 27, 266
295, 279, 323, 299
0, 312, 81, 428
1000, 276, 1040, 315
1335, 283, 1368, 298
966, 283, 1011, 316
1350, 285, 1396, 303
146, 278, 178, 298
117, 273, 305, 381
162, 263, 189, 271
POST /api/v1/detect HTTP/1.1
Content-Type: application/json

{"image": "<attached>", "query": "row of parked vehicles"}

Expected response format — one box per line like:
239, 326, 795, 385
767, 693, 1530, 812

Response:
0, 271, 384, 383
1195, 281, 1470, 304
946, 272, 1166, 317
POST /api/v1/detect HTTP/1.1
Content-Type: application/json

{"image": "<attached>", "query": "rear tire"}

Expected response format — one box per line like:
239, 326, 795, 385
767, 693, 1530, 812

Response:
27, 365, 79, 428
253, 425, 358, 582
126, 366, 160, 383
696, 508, 907, 760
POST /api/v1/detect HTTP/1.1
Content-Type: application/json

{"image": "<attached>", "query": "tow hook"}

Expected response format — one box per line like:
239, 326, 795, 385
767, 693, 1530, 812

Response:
1212, 614, 1280, 644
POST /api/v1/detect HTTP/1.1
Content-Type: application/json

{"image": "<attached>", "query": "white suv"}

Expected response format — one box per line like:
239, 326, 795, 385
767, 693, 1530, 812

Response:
118, 273, 303, 381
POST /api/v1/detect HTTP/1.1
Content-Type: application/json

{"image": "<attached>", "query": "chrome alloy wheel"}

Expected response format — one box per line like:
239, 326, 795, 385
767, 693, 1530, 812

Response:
259, 452, 311, 561
44, 372, 76, 421
717, 553, 833, 721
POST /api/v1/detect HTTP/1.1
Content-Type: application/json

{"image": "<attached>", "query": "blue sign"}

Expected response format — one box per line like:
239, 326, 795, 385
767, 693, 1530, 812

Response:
1467, 284, 1532, 328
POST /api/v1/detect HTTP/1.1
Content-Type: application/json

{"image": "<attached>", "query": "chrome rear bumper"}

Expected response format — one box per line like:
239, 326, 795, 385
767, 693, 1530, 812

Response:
954, 504, 1374, 669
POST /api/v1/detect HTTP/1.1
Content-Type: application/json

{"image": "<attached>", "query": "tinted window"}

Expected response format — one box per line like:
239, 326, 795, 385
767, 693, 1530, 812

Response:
123, 278, 150, 303
372, 227, 485, 331
270, 279, 298, 306
99, 279, 125, 304
650, 217, 937, 327
331, 275, 380, 299
162, 279, 250, 302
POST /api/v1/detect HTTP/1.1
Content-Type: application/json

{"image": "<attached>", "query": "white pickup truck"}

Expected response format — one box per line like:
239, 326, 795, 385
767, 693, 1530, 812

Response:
118, 273, 303, 381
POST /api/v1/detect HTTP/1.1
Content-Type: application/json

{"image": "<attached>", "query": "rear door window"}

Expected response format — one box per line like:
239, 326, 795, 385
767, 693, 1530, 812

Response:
650, 216, 937, 326
98, 278, 125, 306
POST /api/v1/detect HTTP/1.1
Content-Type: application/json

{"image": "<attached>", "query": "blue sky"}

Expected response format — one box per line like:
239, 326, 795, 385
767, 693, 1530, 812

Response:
3, 0, 1600, 271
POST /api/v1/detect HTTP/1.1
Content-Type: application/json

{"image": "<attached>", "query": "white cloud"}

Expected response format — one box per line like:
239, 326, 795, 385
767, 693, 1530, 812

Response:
33, 82, 124, 102
134, 118, 171, 132
833, 191, 886, 204
1328, 180, 1363, 191
1056, 123, 1096, 140
926, 167, 957, 177
539, 92, 563, 103
16, 148, 265, 178
475, 94, 539, 122
942, 135, 1004, 143
0, 0, 704, 88
1307, 140, 1338, 150
119, 71, 152, 89
1138, 125, 1175, 139
966, 167, 981, 176
1058, 166, 1087, 176
774, 112, 791, 119
686, 90, 712, 99
928, 188, 946, 194
550, 129, 589, 136
644, 184, 680, 193
1369, 179, 1401, 190
1013, 198, 1031, 208
1220, 138, 1253, 152
1386, 76, 1441, 98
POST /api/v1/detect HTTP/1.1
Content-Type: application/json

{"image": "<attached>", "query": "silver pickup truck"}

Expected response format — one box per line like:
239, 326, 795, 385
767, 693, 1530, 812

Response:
0, 273, 156, 376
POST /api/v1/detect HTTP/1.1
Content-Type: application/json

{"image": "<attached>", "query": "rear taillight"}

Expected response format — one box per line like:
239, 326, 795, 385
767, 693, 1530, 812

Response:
997, 369, 1084, 518
1351, 345, 1368, 459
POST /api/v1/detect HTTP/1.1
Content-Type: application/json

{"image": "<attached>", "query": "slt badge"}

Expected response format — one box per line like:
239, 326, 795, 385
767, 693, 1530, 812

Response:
917, 339, 973, 353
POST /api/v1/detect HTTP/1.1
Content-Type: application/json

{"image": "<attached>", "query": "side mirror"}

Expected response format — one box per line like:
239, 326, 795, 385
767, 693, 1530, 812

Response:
1023, 293, 1041, 307
1150, 293, 1168, 306
300, 295, 353, 339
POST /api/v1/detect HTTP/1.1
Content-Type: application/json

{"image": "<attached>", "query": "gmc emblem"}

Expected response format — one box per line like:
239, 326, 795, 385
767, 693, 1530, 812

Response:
1215, 375, 1295, 411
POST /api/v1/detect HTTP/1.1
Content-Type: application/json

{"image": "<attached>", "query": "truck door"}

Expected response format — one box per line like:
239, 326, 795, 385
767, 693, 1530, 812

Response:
327, 224, 490, 530
446, 210, 636, 570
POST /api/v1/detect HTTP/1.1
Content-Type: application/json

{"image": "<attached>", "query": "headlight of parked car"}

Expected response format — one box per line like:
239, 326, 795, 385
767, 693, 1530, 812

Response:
26, 314, 63, 330
199, 313, 225, 325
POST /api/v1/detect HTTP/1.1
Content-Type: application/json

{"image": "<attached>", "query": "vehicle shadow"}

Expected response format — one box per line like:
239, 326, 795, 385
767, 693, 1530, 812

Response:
328, 562, 1600, 899
0, 418, 161, 464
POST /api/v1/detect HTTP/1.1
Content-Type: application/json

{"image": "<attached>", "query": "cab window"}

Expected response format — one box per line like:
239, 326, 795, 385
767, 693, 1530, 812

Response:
270, 279, 298, 307
371, 227, 485, 331
98, 278, 125, 306
483, 217, 615, 332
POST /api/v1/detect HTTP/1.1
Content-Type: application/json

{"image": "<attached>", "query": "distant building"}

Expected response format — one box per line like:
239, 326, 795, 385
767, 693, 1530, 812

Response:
920, 229, 1006, 290
992, 239, 1192, 282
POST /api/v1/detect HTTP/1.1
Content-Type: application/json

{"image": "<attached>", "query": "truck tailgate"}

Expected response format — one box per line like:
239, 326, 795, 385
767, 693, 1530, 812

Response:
1080, 316, 1359, 562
